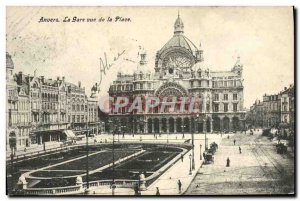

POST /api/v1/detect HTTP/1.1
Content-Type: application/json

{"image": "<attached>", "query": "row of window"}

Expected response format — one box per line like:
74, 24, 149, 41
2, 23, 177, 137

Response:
111, 85, 133, 91
133, 74, 151, 80
214, 93, 238, 101
190, 80, 210, 88
212, 80, 239, 88
8, 113, 30, 125
213, 103, 238, 112
72, 104, 88, 111
18, 100, 30, 111
70, 115, 88, 123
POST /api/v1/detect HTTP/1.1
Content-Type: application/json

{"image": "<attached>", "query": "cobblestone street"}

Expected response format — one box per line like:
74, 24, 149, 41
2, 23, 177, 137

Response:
186, 130, 295, 195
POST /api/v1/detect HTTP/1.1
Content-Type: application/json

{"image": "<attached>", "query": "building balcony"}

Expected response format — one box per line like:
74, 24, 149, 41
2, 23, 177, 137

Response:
8, 95, 18, 101
32, 108, 40, 113
43, 109, 58, 114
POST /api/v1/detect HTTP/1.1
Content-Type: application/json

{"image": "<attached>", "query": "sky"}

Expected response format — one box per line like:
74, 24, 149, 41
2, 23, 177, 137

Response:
6, 6, 294, 108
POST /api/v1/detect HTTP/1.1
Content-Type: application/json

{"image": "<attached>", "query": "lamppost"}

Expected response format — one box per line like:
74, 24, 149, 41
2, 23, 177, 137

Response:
204, 116, 208, 150
108, 120, 113, 134
181, 124, 186, 138
189, 153, 192, 175
107, 119, 116, 195
191, 120, 195, 170
112, 127, 116, 196
200, 144, 202, 160
167, 128, 170, 144
120, 125, 126, 139
205, 130, 208, 150
85, 123, 90, 194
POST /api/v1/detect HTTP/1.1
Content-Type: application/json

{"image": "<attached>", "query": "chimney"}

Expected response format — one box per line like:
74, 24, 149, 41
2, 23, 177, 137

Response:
62, 76, 65, 82
284, 87, 287, 90
57, 76, 60, 81
41, 76, 45, 83
78, 81, 81, 88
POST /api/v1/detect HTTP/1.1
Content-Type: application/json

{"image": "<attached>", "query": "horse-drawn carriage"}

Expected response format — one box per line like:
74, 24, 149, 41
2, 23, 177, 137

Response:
204, 152, 214, 164
203, 142, 218, 164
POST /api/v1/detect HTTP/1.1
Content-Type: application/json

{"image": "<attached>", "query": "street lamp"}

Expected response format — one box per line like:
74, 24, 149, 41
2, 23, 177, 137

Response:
85, 128, 90, 194
200, 144, 202, 160
181, 125, 186, 138
108, 120, 113, 134
167, 129, 169, 144
189, 153, 192, 175
191, 119, 195, 170
112, 128, 116, 196
120, 125, 126, 139
204, 116, 208, 150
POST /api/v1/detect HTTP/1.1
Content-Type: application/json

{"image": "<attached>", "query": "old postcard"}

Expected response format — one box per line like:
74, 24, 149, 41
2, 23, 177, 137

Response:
6, 6, 295, 196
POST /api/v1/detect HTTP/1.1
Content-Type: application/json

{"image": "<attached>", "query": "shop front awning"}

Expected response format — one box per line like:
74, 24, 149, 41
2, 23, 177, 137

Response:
64, 130, 76, 138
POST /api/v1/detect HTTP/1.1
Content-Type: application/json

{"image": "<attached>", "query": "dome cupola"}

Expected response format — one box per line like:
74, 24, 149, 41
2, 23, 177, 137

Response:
174, 12, 184, 35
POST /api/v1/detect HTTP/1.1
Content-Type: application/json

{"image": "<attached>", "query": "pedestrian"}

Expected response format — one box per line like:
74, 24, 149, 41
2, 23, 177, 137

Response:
177, 179, 182, 194
156, 187, 160, 195
181, 154, 184, 162
239, 146, 242, 154
233, 139, 236, 145
134, 182, 139, 195
227, 135, 230, 139
226, 157, 230, 167
203, 152, 206, 160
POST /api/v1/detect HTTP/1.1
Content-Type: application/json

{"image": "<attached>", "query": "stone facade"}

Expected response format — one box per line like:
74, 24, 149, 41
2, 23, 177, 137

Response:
6, 52, 101, 150
248, 84, 294, 129
108, 15, 246, 134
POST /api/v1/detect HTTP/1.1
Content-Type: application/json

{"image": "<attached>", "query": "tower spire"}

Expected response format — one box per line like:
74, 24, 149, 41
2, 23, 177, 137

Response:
174, 13, 184, 34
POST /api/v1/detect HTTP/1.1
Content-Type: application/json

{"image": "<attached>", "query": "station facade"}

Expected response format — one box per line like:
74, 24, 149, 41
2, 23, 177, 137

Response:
108, 15, 246, 134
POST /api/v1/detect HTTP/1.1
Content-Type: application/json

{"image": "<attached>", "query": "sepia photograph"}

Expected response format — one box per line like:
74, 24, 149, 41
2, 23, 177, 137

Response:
5, 6, 295, 196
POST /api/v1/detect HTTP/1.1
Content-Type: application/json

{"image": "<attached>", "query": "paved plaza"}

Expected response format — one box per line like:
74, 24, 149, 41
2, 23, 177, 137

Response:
186, 130, 294, 195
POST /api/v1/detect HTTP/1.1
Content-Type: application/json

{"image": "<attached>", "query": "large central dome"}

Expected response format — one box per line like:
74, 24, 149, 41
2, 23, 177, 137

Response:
158, 34, 198, 54
158, 14, 198, 55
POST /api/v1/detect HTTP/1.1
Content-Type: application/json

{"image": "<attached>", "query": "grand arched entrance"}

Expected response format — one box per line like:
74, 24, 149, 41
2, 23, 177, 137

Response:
213, 117, 221, 132
232, 117, 240, 131
148, 119, 153, 133
176, 118, 182, 133
223, 117, 230, 132
206, 118, 211, 133
197, 121, 203, 133
169, 117, 175, 133
191, 117, 195, 133
154, 118, 160, 133
183, 117, 190, 133
161, 118, 167, 133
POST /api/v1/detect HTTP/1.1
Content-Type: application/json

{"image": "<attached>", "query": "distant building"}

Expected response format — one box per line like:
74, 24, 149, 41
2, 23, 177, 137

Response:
6, 52, 28, 152
280, 85, 295, 128
248, 84, 294, 129
248, 100, 264, 128
262, 94, 281, 128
